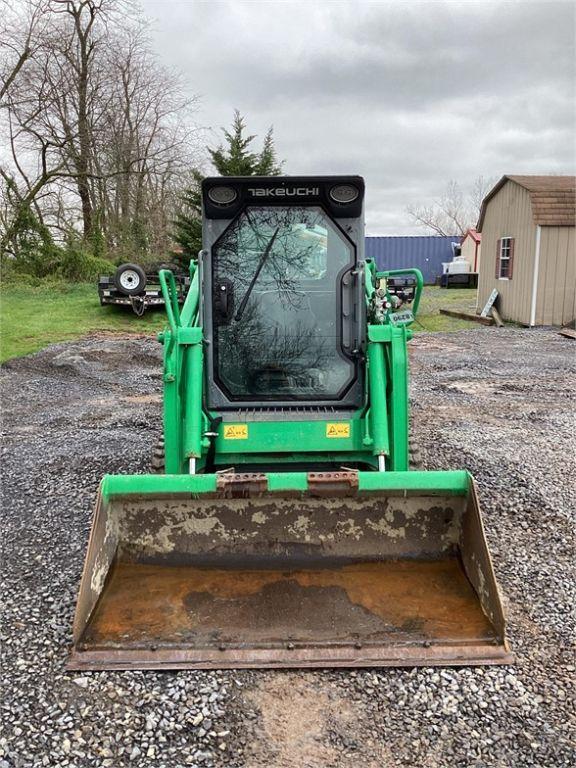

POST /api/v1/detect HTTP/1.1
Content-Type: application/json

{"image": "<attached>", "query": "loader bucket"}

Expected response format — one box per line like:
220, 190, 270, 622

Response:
69, 471, 512, 670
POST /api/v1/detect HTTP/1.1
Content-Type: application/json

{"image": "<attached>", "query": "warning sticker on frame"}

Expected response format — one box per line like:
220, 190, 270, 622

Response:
223, 424, 248, 440
326, 423, 350, 438
389, 309, 414, 325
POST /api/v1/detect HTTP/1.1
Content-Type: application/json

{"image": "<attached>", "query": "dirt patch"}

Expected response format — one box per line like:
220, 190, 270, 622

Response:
244, 674, 395, 768
123, 394, 162, 404
84, 329, 157, 341
444, 380, 498, 395
2, 335, 163, 380
409, 336, 460, 352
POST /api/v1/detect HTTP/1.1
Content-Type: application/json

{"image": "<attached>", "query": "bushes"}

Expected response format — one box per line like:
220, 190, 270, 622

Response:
1, 201, 186, 285
2, 242, 115, 284
1, 205, 62, 279
56, 239, 115, 282
1, 205, 115, 284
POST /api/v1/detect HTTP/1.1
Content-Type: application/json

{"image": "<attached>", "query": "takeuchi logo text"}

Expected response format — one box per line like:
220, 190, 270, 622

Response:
247, 187, 320, 197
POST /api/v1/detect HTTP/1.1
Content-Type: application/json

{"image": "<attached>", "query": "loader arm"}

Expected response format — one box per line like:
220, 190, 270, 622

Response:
158, 266, 207, 474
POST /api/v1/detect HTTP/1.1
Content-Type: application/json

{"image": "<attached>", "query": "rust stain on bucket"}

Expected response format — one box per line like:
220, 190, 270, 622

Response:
81, 558, 495, 651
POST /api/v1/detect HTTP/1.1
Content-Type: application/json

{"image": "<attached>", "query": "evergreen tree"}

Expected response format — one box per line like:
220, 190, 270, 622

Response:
208, 111, 282, 176
172, 170, 203, 268
172, 111, 283, 266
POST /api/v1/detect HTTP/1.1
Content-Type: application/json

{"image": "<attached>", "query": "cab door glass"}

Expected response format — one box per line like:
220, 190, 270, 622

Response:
212, 205, 355, 401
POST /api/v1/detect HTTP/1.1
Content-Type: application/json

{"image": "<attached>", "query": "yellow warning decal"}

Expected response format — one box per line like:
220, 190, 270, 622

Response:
223, 424, 248, 440
326, 423, 350, 438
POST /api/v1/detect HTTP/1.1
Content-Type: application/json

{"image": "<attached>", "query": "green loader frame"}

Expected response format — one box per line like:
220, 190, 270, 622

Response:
69, 176, 512, 671
157, 262, 423, 476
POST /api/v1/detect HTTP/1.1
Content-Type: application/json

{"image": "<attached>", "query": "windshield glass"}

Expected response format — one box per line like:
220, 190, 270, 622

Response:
212, 205, 355, 401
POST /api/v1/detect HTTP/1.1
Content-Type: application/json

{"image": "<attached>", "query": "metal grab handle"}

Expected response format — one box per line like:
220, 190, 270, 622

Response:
377, 268, 424, 317
364, 260, 376, 299
159, 269, 181, 334
339, 266, 356, 358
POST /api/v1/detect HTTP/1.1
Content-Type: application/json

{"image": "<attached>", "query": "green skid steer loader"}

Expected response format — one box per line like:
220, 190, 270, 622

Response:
70, 176, 512, 670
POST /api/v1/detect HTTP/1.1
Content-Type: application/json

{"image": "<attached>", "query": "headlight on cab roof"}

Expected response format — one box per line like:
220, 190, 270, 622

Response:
207, 186, 238, 205
329, 184, 359, 204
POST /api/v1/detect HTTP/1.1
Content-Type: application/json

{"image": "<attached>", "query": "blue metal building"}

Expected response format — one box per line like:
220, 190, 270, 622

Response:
365, 236, 461, 284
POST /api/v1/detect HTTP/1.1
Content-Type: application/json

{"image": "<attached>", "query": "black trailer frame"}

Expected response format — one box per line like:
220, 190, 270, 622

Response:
98, 266, 190, 316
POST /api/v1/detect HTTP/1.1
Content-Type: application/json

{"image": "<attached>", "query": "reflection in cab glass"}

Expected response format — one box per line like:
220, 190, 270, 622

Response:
213, 206, 355, 400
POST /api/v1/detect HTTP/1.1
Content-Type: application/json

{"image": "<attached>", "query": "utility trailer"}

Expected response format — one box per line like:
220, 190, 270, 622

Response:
440, 272, 479, 289
98, 262, 190, 316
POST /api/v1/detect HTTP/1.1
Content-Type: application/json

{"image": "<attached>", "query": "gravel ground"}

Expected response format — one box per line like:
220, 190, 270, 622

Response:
1, 327, 575, 768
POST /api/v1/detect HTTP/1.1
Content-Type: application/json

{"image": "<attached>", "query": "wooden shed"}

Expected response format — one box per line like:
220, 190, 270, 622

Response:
477, 175, 575, 326
460, 229, 481, 272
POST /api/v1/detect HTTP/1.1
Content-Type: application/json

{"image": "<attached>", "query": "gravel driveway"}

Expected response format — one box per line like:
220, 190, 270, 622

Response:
1, 327, 575, 768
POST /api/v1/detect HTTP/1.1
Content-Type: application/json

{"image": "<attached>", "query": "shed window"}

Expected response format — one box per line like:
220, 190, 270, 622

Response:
496, 237, 514, 279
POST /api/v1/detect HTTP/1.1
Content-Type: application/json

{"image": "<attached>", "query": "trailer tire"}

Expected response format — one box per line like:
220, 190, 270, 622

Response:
114, 263, 146, 296
151, 435, 165, 473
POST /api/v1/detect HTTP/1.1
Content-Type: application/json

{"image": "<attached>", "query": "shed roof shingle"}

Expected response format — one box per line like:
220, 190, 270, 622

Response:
461, 228, 481, 244
477, 175, 575, 230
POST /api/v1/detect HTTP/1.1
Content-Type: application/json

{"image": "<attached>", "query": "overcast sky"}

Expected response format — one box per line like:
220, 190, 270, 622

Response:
140, 0, 575, 235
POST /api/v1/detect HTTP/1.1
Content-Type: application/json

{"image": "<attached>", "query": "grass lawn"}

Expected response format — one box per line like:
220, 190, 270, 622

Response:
0, 282, 167, 363
0, 281, 483, 363
414, 285, 480, 332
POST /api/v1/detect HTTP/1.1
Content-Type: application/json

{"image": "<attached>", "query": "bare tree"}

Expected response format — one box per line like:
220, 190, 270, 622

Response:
48, 0, 114, 237
407, 176, 496, 236
89, 23, 201, 255
1, 0, 202, 263
0, 54, 72, 251
0, 0, 52, 102
0, 0, 112, 249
